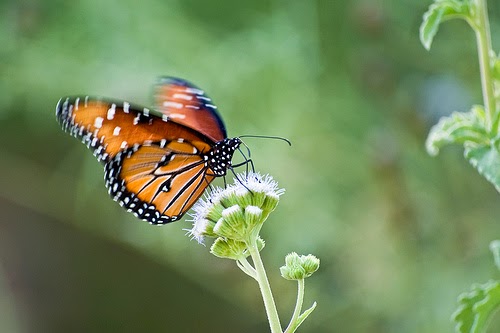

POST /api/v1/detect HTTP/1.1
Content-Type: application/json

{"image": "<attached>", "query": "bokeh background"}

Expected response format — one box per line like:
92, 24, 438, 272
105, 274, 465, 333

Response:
2, 0, 500, 332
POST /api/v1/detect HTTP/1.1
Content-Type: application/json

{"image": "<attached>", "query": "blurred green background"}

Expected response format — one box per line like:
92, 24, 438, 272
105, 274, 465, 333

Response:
2, 0, 500, 332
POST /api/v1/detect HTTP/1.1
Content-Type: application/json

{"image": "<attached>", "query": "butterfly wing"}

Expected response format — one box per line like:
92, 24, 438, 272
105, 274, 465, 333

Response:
153, 77, 227, 143
56, 96, 217, 223
105, 142, 214, 224
56, 96, 215, 162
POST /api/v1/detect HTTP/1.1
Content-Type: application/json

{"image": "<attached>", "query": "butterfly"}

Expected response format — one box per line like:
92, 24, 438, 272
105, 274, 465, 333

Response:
56, 77, 244, 224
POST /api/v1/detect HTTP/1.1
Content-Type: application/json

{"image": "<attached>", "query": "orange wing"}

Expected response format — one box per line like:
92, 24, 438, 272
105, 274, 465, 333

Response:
154, 77, 227, 143
56, 96, 215, 163
104, 141, 215, 224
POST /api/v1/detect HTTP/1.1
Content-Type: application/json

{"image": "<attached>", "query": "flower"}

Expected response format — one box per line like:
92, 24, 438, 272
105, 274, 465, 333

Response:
187, 172, 284, 245
210, 236, 266, 260
280, 253, 320, 280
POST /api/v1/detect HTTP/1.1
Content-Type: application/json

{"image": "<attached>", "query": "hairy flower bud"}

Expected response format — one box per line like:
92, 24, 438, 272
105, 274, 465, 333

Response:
280, 253, 320, 280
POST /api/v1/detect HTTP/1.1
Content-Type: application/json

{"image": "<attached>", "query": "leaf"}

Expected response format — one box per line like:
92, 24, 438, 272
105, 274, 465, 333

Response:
465, 142, 500, 192
452, 281, 500, 333
288, 302, 317, 333
492, 57, 500, 82
420, 0, 470, 50
426, 105, 488, 156
489, 240, 500, 271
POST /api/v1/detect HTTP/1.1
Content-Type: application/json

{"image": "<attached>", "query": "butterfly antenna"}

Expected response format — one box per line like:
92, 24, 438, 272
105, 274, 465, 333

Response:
238, 134, 292, 146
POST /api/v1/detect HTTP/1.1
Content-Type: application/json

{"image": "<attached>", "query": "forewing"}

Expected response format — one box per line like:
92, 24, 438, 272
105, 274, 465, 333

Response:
56, 96, 213, 162
154, 77, 227, 143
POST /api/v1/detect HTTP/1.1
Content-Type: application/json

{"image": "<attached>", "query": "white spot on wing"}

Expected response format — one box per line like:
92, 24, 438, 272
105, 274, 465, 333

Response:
113, 126, 121, 136
123, 102, 130, 113
121, 141, 128, 149
107, 104, 116, 120
162, 114, 169, 122
185, 87, 204, 95
94, 117, 104, 128
173, 93, 193, 101
143, 108, 150, 116
163, 101, 183, 109
75, 98, 80, 110
169, 113, 186, 119
133, 114, 140, 125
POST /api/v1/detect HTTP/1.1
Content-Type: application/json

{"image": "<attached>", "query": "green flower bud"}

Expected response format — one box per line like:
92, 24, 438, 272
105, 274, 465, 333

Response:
218, 188, 236, 208
187, 217, 217, 243
301, 255, 320, 276
206, 202, 224, 223
210, 237, 249, 260
188, 172, 284, 244
262, 192, 280, 213
280, 252, 320, 280
213, 205, 247, 241
245, 205, 263, 229
233, 187, 253, 208
250, 190, 266, 207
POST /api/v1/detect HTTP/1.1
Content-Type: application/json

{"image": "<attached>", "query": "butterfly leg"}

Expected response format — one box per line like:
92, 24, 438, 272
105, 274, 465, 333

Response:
229, 167, 253, 193
236, 147, 256, 175
232, 158, 255, 172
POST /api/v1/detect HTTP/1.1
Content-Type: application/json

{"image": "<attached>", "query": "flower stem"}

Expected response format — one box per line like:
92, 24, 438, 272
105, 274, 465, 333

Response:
284, 279, 305, 333
237, 257, 257, 279
472, 0, 497, 135
247, 241, 282, 333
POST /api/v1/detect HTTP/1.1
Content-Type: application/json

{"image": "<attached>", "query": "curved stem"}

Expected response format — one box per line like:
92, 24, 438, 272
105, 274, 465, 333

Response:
284, 279, 305, 333
247, 241, 282, 333
473, 0, 496, 135
237, 257, 257, 279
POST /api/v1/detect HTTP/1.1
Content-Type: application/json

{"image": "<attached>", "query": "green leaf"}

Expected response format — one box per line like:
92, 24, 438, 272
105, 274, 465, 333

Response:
426, 105, 488, 156
465, 142, 500, 192
288, 302, 317, 333
452, 281, 500, 333
420, 0, 470, 50
490, 240, 500, 271
492, 56, 500, 83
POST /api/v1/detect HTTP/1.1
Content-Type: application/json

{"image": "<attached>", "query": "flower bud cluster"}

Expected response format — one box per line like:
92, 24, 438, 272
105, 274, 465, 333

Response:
188, 173, 283, 259
280, 252, 320, 280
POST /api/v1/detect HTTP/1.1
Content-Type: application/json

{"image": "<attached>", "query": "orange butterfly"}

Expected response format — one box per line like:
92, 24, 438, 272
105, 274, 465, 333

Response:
56, 77, 242, 224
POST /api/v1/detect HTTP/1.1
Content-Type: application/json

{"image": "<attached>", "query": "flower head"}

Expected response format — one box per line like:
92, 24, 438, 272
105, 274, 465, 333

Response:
187, 172, 284, 244
280, 252, 320, 280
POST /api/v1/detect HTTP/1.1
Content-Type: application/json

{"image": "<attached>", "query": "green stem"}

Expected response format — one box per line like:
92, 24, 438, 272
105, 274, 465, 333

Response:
284, 279, 305, 333
247, 241, 282, 333
473, 0, 496, 135
237, 257, 257, 279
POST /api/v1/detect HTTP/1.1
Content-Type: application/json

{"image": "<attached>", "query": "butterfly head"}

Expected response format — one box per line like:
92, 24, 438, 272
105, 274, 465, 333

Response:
206, 137, 242, 176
